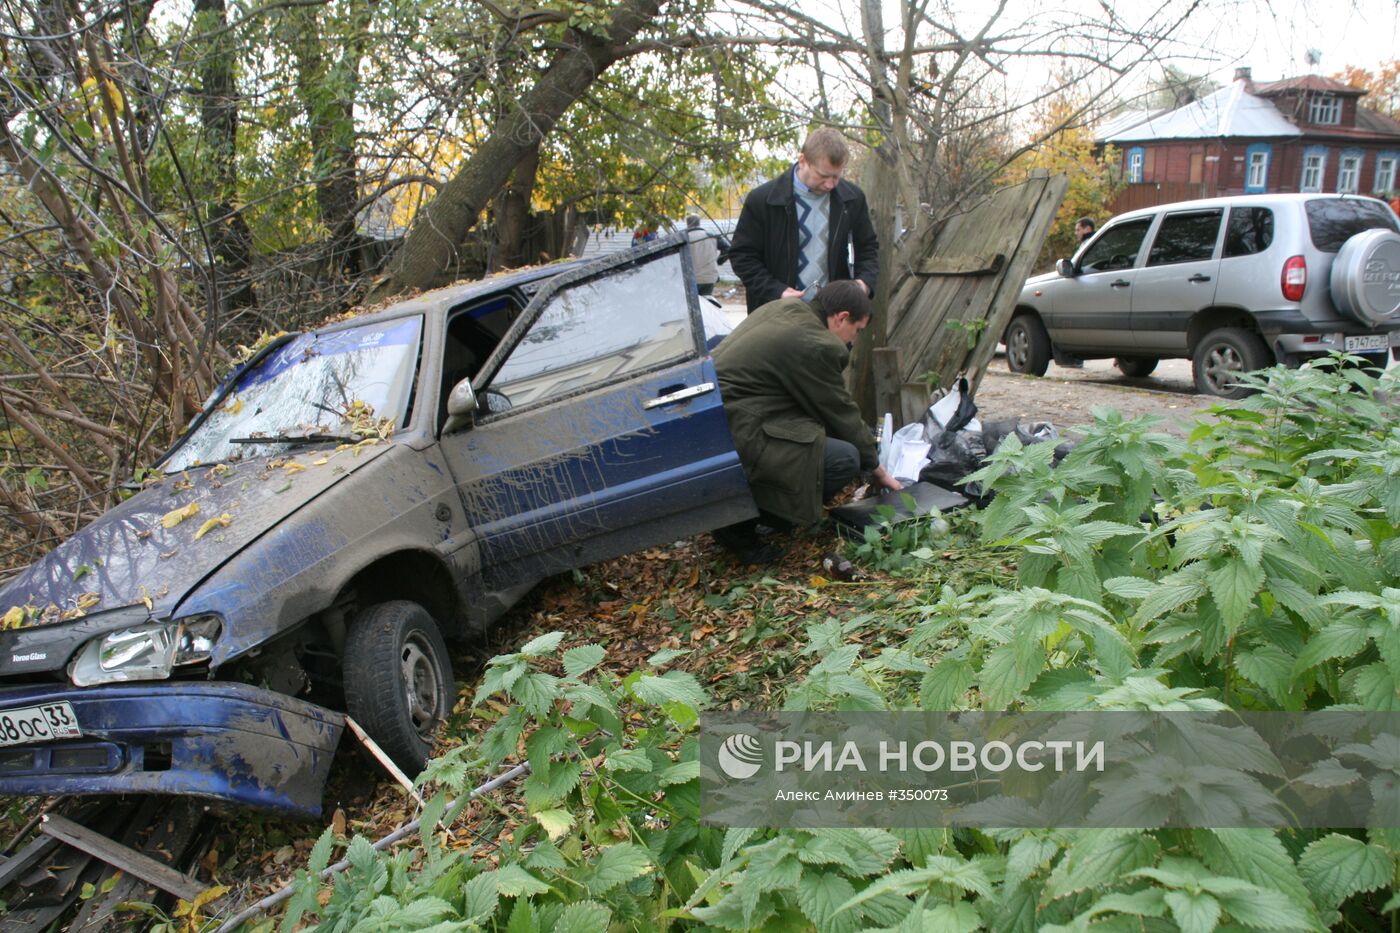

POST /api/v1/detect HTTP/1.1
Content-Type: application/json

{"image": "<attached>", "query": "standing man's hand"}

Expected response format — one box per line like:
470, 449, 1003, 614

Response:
872, 466, 903, 492
781, 287, 804, 299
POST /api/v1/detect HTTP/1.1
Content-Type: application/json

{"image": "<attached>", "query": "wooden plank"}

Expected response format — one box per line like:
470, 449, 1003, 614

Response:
916, 253, 1005, 276
872, 348, 903, 422
0, 833, 61, 890
41, 813, 205, 903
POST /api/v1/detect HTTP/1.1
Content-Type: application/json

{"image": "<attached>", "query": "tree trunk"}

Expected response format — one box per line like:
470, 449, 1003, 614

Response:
493, 143, 541, 271
195, 0, 256, 310
366, 0, 663, 303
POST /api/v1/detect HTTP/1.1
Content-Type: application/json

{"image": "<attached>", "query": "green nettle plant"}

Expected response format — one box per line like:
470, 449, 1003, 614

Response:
276, 358, 1399, 932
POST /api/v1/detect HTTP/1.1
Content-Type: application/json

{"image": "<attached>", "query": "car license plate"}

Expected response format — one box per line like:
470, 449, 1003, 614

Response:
1345, 334, 1387, 352
0, 702, 80, 746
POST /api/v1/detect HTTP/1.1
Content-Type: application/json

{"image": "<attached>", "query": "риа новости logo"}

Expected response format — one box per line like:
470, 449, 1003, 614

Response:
717, 733, 763, 779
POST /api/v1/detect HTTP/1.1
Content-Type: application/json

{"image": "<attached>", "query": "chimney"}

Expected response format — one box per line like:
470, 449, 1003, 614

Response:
1234, 66, 1252, 85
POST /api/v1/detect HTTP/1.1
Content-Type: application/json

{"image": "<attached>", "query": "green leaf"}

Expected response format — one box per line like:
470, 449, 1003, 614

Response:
1193, 829, 1317, 923
1135, 564, 1209, 624
722, 827, 756, 865
1298, 833, 1395, 910
647, 647, 688, 666
493, 864, 551, 897
1208, 557, 1264, 635
307, 825, 336, 874
1005, 835, 1060, 889
1293, 617, 1371, 673
796, 871, 858, 932
603, 747, 652, 772
562, 644, 606, 679
920, 659, 973, 710
463, 872, 499, 922
1163, 889, 1221, 933
1103, 576, 1155, 599
1211, 885, 1315, 931
1087, 888, 1167, 919
585, 843, 653, 895
979, 641, 1045, 707
1342, 663, 1400, 709
658, 759, 700, 786
390, 896, 455, 926
519, 632, 565, 656
554, 900, 612, 933
533, 808, 575, 841
511, 671, 562, 717
1046, 831, 1160, 901
630, 671, 710, 710
1234, 644, 1298, 705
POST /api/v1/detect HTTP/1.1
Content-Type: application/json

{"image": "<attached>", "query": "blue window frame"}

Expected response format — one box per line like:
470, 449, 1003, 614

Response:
1300, 145, 1328, 192
1244, 143, 1271, 193
1337, 149, 1363, 193
1374, 151, 1399, 194
1126, 147, 1145, 183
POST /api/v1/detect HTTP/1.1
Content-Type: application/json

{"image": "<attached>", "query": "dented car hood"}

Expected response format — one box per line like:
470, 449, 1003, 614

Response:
0, 443, 393, 628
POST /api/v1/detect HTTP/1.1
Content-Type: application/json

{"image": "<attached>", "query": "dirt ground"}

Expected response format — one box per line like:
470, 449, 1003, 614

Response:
971, 355, 1215, 435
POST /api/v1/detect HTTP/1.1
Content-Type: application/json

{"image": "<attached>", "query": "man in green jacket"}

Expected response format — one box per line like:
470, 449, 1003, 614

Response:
711, 280, 902, 562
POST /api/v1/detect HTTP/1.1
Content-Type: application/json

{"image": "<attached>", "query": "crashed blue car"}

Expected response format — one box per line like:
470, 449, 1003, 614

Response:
0, 238, 754, 815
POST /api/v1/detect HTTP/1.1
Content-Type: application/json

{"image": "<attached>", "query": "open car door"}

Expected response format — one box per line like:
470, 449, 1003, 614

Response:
437, 237, 756, 589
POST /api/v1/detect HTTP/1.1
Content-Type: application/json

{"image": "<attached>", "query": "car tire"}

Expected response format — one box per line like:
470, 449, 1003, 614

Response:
1192, 328, 1271, 399
343, 600, 454, 775
1005, 314, 1051, 376
1114, 357, 1159, 378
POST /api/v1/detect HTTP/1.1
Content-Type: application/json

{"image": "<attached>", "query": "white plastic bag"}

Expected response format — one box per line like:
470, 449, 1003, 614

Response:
928, 380, 981, 434
879, 416, 931, 483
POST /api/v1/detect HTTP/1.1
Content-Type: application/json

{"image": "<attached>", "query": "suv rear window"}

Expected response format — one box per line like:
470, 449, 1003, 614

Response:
1224, 207, 1274, 257
1306, 198, 1398, 252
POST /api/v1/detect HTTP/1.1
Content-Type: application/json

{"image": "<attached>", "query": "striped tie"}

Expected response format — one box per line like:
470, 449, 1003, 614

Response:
795, 197, 812, 290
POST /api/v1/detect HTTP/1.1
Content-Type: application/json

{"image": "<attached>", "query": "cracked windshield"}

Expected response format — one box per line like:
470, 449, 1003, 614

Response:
163, 317, 422, 472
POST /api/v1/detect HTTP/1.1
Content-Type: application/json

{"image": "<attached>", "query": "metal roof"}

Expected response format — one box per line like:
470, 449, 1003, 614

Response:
1098, 80, 1301, 142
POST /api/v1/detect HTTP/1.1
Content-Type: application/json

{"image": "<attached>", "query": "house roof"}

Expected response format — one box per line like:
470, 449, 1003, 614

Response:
1099, 80, 1300, 143
1253, 75, 1365, 96
1093, 109, 1164, 141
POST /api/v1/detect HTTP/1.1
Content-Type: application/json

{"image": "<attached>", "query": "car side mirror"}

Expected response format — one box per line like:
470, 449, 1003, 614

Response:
1055, 258, 1076, 278
443, 379, 478, 433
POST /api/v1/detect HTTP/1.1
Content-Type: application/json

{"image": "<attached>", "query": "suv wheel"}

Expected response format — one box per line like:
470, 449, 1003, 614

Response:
344, 600, 454, 774
1005, 314, 1051, 376
1114, 357, 1158, 378
1192, 328, 1271, 399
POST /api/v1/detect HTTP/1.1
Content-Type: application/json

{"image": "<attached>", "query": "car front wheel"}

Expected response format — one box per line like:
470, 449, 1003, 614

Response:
1114, 357, 1158, 378
1005, 314, 1051, 376
1192, 328, 1271, 398
344, 600, 454, 775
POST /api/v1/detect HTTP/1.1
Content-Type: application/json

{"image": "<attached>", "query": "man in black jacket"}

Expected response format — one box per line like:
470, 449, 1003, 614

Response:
728, 128, 880, 314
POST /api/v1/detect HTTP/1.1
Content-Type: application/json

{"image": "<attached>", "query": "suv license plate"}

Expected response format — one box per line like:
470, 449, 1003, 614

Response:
1345, 334, 1387, 352
0, 702, 80, 746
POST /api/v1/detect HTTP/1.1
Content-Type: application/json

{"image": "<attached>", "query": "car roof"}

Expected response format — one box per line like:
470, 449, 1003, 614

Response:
1107, 192, 1390, 225
309, 259, 591, 334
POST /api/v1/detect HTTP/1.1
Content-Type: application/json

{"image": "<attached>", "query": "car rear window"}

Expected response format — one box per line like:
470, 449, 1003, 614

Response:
1224, 207, 1274, 257
1306, 198, 1399, 252
1147, 209, 1222, 265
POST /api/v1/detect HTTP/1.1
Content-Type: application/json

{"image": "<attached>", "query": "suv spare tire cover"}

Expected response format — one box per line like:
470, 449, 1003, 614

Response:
1330, 227, 1400, 326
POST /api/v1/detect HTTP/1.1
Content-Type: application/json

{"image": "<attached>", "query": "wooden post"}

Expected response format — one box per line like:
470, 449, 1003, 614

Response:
873, 347, 902, 424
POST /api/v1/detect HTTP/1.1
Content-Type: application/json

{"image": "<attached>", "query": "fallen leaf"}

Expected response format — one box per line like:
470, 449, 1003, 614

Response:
76, 592, 100, 611
283, 462, 306, 475
312, 457, 330, 466
331, 808, 346, 836
223, 398, 243, 414
194, 513, 233, 540
1, 606, 25, 630
160, 502, 200, 528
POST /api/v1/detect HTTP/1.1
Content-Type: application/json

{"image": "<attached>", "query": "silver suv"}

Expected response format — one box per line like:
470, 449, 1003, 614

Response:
1007, 193, 1400, 397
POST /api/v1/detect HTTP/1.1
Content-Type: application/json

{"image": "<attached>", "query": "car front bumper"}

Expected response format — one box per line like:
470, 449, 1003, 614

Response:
0, 681, 344, 817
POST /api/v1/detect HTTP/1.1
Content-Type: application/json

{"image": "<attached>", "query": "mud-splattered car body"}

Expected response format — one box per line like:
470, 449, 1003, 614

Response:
0, 237, 754, 815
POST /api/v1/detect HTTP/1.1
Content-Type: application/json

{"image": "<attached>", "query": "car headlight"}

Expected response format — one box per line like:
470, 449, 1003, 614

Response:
68, 614, 223, 687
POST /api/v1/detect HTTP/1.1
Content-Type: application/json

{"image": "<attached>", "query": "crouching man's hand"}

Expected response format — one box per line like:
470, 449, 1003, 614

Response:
872, 465, 903, 492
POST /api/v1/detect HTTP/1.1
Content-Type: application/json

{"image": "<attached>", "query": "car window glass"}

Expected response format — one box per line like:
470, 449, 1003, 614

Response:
1079, 218, 1152, 273
1223, 207, 1275, 258
1147, 210, 1222, 266
1306, 199, 1399, 252
166, 317, 423, 471
441, 294, 525, 427
489, 253, 694, 411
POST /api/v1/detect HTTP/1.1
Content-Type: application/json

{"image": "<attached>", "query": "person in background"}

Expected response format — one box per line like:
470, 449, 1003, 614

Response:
709, 280, 901, 563
1075, 216, 1096, 243
727, 128, 879, 314
1389, 193, 1400, 219
685, 214, 727, 296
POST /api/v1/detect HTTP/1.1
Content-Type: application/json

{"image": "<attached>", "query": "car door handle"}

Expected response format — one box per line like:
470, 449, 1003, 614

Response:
1188, 273, 1212, 283
643, 382, 716, 409
1110, 279, 1131, 288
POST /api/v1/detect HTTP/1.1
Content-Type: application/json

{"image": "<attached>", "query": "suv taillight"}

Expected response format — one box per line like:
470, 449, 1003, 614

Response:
1281, 255, 1307, 302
